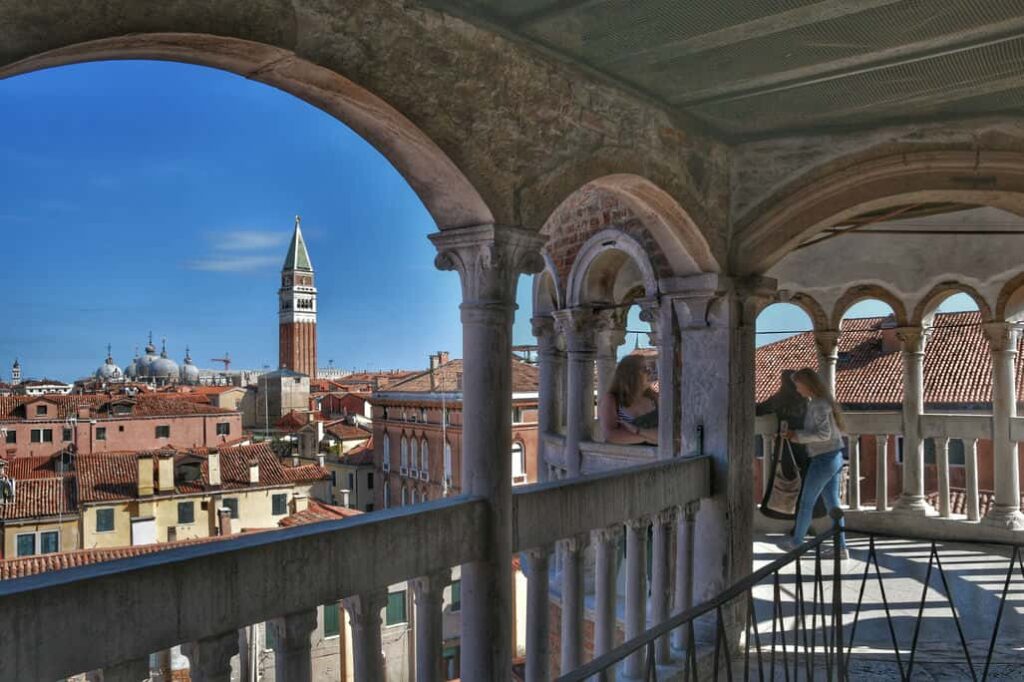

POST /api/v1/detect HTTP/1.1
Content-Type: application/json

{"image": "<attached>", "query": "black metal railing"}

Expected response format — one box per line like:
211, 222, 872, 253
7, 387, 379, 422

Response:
558, 510, 847, 681
558, 510, 1024, 681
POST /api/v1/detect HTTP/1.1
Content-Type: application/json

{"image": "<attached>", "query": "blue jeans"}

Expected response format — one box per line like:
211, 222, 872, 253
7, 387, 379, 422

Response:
791, 449, 846, 548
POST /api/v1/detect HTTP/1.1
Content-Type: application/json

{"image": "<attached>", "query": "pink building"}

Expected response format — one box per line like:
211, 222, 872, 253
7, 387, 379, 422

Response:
0, 394, 242, 459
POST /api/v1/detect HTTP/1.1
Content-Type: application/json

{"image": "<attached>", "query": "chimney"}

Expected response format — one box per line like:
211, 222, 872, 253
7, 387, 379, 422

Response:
455, 372, 463, 391
880, 315, 900, 354
316, 453, 325, 467
157, 453, 175, 494
429, 353, 440, 371
438, 351, 449, 365
77, 404, 91, 420
248, 459, 259, 484
291, 494, 309, 514
208, 450, 221, 488
137, 454, 154, 497
340, 489, 351, 508
218, 507, 233, 536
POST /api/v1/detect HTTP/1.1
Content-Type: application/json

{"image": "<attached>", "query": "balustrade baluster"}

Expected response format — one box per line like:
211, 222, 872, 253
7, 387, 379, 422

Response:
623, 516, 650, 679
651, 510, 674, 666
936, 437, 951, 518
413, 569, 450, 682
182, 630, 238, 682
672, 502, 699, 654
848, 434, 861, 509
343, 590, 388, 682
525, 546, 552, 682
592, 527, 619, 668
875, 434, 889, 512
966, 438, 981, 521
560, 536, 585, 673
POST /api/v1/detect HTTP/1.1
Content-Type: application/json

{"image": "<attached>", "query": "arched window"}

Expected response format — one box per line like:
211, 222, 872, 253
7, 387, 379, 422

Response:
383, 481, 391, 509
511, 441, 527, 485
411, 489, 419, 505
383, 433, 391, 471
444, 441, 453, 487
400, 436, 408, 471
401, 486, 408, 506
421, 438, 429, 477
410, 438, 419, 473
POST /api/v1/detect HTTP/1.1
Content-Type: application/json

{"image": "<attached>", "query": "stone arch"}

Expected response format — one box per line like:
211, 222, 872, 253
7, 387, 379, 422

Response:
912, 281, 992, 327
831, 284, 908, 329
541, 175, 719, 293
566, 229, 658, 308
996, 272, 1024, 322
0, 26, 494, 231
780, 292, 830, 332
532, 253, 563, 316
735, 150, 1024, 275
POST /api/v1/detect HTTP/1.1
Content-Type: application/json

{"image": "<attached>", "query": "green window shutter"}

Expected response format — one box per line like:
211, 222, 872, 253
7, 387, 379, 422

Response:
323, 603, 340, 637
385, 590, 407, 625
450, 580, 461, 612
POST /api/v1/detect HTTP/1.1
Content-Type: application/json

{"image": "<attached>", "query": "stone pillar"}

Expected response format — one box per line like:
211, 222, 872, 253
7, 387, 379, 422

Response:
524, 546, 551, 682
533, 316, 564, 482
935, 437, 951, 518
671, 502, 699, 652
553, 307, 598, 476
875, 434, 890, 512
343, 590, 388, 682
895, 326, 934, 514
813, 330, 841, 395
983, 322, 1024, 529
651, 510, 674, 665
431, 224, 545, 680
674, 277, 769, 637
591, 526, 619, 662
412, 570, 450, 682
275, 609, 317, 682
966, 438, 981, 522
623, 516, 649, 679
848, 435, 861, 509
182, 631, 239, 682
102, 658, 149, 682
594, 309, 627, 401
648, 296, 678, 459
559, 536, 585, 673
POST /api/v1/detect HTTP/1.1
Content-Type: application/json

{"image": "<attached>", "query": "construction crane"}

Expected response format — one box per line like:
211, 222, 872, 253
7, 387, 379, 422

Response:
210, 353, 232, 371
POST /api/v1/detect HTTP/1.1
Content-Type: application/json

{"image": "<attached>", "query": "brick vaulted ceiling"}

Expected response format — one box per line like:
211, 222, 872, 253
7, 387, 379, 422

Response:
424, 0, 1024, 138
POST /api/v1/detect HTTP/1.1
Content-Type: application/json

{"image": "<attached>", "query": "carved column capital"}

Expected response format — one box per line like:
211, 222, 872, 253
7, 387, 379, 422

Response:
343, 588, 389, 627
590, 525, 622, 546
983, 321, 1021, 353
430, 224, 546, 306
625, 515, 651, 532
681, 500, 701, 522
813, 330, 841, 359
655, 508, 677, 526
524, 544, 553, 561
637, 297, 661, 346
594, 308, 628, 355
553, 307, 600, 353
895, 326, 931, 354
558, 534, 587, 553
412, 568, 452, 600
531, 315, 557, 343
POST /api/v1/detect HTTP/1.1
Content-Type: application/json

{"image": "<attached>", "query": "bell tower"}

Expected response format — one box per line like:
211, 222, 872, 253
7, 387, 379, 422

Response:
278, 216, 318, 378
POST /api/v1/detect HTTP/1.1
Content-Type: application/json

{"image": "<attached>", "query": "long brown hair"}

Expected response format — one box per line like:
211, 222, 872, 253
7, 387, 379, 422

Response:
791, 367, 845, 432
609, 355, 652, 408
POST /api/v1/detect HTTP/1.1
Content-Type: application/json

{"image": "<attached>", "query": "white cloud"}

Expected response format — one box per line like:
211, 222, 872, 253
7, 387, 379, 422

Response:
212, 230, 288, 252
185, 255, 280, 272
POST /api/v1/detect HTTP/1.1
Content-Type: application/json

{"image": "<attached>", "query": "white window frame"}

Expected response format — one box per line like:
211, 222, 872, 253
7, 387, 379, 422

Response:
420, 438, 429, 480
444, 441, 453, 488
400, 436, 409, 475
382, 433, 391, 472
410, 438, 419, 476
511, 441, 527, 484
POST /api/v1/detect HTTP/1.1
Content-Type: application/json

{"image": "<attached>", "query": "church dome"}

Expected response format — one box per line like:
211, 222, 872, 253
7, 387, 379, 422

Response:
150, 344, 179, 381
179, 347, 200, 385
136, 335, 159, 377
95, 346, 122, 381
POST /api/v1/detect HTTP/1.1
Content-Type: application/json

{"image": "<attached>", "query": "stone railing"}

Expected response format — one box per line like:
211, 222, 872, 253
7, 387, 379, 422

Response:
0, 456, 712, 681
578, 439, 657, 474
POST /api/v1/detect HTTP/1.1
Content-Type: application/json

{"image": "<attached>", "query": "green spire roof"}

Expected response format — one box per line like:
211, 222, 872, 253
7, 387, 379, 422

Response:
283, 216, 313, 272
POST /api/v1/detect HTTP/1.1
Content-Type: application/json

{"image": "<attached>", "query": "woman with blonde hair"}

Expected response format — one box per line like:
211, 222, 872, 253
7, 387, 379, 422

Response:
598, 354, 658, 445
782, 367, 848, 558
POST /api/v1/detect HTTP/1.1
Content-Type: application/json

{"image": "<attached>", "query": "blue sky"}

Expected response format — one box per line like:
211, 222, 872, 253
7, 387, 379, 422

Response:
0, 60, 975, 382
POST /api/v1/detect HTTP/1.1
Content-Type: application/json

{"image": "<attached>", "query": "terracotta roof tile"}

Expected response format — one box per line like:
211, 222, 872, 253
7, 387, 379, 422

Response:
325, 421, 371, 441
277, 499, 362, 527
338, 438, 374, 466
0, 476, 76, 520
0, 393, 237, 421
383, 358, 538, 394
756, 311, 1021, 408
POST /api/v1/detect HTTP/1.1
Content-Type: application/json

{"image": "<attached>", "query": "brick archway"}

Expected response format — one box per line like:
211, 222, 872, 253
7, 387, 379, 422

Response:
996, 272, 1024, 322
912, 281, 993, 326
832, 284, 908, 329
734, 150, 1024, 275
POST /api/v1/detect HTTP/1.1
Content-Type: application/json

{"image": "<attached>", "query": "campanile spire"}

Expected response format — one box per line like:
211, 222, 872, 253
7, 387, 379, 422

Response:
279, 216, 317, 378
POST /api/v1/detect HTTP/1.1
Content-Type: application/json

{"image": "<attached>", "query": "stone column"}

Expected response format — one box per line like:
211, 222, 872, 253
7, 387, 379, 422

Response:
182, 631, 239, 682
412, 569, 451, 682
553, 307, 599, 476
431, 224, 545, 680
591, 526, 619, 662
646, 296, 678, 459
894, 326, 934, 514
559, 536, 585, 673
983, 322, 1024, 529
671, 502, 699, 653
813, 330, 841, 395
275, 609, 317, 682
875, 434, 890, 512
533, 316, 564, 483
102, 658, 149, 682
848, 435, 861, 509
343, 590, 388, 682
524, 546, 552, 682
594, 309, 627, 401
674, 277, 769, 639
966, 438, 981, 522
623, 516, 650, 679
651, 510, 674, 665
935, 437, 951, 518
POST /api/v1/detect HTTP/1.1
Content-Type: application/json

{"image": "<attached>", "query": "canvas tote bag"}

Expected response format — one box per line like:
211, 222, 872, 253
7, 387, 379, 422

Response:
765, 434, 801, 516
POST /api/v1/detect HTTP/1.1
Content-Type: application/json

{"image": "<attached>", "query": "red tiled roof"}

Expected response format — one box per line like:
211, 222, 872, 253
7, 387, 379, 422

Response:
383, 358, 539, 394
338, 438, 374, 466
0, 393, 237, 421
275, 410, 309, 432
325, 421, 371, 441
6, 455, 61, 480
76, 454, 138, 503
277, 499, 362, 527
0, 476, 76, 520
755, 311, 1022, 408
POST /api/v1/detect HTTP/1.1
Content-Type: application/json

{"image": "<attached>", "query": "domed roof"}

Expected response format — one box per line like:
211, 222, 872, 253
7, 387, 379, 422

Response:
150, 342, 179, 380
95, 345, 122, 381
180, 347, 200, 385
136, 334, 159, 376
